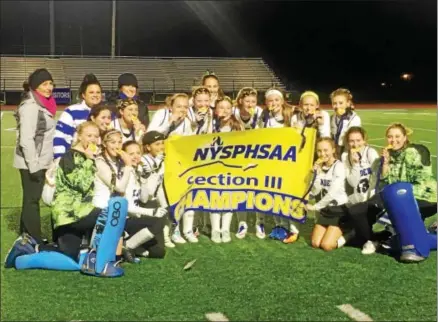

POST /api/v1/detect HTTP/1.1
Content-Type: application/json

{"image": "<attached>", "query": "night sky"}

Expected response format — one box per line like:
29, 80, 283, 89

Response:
1, 0, 436, 100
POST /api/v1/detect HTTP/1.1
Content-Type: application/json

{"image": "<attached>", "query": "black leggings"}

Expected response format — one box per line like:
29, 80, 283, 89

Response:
19, 169, 46, 243
125, 216, 165, 259
40, 208, 101, 261
347, 194, 437, 243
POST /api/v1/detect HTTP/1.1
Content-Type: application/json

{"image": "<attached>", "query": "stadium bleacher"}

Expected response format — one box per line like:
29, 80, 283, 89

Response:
0, 56, 285, 93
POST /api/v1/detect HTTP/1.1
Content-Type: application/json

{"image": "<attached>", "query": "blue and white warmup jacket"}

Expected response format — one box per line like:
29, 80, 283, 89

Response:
53, 100, 91, 159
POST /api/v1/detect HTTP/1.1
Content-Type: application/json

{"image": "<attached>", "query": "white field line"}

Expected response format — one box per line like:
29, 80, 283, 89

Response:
383, 112, 437, 116
420, 140, 432, 144
4, 127, 16, 131
369, 144, 437, 158
367, 138, 385, 142
337, 304, 373, 321
362, 122, 436, 132
1, 146, 14, 148
1, 112, 3, 120
205, 312, 229, 322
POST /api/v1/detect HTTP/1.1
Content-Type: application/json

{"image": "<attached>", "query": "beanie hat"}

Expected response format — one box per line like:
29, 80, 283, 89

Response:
28, 68, 53, 91
142, 131, 165, 146
118, 73, 138, 88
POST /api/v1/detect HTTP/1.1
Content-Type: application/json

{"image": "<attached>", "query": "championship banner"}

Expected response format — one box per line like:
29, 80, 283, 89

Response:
52, 88, 71, 104
164, 127, 317, 224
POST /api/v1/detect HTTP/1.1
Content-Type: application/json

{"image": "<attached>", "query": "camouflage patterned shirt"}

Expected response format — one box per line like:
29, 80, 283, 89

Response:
380, 144, 437, 203
51, 149, 96, 229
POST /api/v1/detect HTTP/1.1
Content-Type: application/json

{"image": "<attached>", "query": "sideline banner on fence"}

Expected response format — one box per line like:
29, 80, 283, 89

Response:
164, 127, 316, 224
52, 88, 71, 104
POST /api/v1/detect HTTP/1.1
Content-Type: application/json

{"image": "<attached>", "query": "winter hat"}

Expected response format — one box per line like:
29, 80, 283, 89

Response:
28, 68, 53, 91
118, 73, 138, 88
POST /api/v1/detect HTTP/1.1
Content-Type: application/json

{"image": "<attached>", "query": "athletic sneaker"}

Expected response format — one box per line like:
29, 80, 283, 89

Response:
361, 240, 377, 255
4, 234, 36, 268
400, 252, 426, 263
122, 247, 141, 264
164, 239, 176, 248
221, 231, 231, 243
283, 232, 299, 244
255, 224, 266, 239
171, 230, 187, 244
337, 236, 346, 248
211, 231, 222, 244
235, 222, 248, 239
184, 232, 199, 243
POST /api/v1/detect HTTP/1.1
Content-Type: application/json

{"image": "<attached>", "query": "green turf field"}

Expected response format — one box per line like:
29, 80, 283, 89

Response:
1, 108, 436, 321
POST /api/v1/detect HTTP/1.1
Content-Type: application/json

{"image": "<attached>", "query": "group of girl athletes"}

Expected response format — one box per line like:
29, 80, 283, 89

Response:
8, 70, 436, 269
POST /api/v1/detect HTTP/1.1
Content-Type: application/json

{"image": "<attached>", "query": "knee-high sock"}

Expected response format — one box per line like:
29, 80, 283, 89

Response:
163, 225, 172, 243
93, 197, 128, 274
289, 222, 300, 234
202, 212, 210, 228
183, 210, 195, 234
126, 228, 154, 250
380, 182, 431, 258
236, 212, 248, 225
221, 212, 233, 233
15, 249, 88, 271
210, 213, 221, 233
274, 215, 283, 227
256, 212, 265, 225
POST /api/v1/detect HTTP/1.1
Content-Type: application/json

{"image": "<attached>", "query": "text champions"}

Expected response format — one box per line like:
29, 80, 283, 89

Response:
173, 188, 307, 223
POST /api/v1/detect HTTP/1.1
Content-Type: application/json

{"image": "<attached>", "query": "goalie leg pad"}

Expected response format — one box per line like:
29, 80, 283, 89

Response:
380, 182, 430, 260
91, 197, 128, 275
15, 250, 87, 271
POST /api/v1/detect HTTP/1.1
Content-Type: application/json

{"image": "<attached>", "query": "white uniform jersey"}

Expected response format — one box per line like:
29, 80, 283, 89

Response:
262, 112, 289, 129
318, 110, 331, 137
330, 111, 361, 146
111, 118, 138, 143
311, 160, 348, 211
147, 108, 193, 137
341, 146, 379, 204
93, 156, 133, 209
290, 111, 331, 138
124, 166, 156, 217
140, 153, 167, 207
232, 106, 263, 130
186, 106, 214, 134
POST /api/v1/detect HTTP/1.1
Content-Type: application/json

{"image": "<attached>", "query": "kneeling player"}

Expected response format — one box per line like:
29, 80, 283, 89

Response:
306, 138, 349, 251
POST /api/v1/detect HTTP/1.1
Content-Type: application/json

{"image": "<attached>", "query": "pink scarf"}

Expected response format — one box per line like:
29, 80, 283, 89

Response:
33, 91, 57, 116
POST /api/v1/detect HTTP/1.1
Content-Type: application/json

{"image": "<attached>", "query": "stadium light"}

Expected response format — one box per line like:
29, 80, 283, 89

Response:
401, 73, 413, 81
380, 82, 386, 87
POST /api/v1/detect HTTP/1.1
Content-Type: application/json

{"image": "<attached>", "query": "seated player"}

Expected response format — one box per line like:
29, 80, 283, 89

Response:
347, 123, 437, 262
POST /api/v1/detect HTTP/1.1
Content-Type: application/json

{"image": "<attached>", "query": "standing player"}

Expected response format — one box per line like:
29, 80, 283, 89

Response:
210, 97, 244, 243
262, 88, 300, 243
330, 88, 361, 155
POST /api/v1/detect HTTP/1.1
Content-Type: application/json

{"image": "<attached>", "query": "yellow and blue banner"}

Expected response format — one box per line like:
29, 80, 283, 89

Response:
164, 127, 316, 224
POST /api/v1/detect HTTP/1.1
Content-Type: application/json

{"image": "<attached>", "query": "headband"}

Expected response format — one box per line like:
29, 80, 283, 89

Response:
265, 89, 284, 99
300, 91, 319, 104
